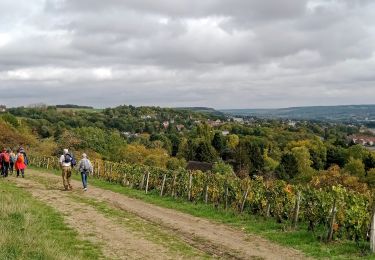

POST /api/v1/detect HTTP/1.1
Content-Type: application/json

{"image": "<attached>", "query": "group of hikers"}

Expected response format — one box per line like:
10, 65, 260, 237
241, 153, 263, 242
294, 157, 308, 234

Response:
0, 145, 93, 191
0, 147, 28, 178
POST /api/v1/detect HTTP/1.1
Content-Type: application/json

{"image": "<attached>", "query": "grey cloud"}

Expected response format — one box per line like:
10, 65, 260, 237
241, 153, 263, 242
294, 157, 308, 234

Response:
0, 0, 375, 108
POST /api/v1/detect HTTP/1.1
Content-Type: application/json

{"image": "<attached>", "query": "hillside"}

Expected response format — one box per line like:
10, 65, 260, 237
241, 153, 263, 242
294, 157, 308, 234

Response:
221, 105, 375, 122
174, 107, 225, 117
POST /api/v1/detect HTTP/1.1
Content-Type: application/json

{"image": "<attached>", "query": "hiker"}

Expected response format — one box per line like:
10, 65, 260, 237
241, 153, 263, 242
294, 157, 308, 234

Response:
15, 148, 27, 178
59, 149, 76, 190
9, 149, 16, 175
78, 153, 93, 191
0, 148, 10, 177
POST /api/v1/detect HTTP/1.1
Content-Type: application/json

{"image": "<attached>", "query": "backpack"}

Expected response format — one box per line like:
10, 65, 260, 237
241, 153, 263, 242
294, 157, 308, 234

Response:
10, 153, 16, 163
82, 159, 91, 171
64, 154, 76, 166
64, 154, 72, 163
3, 153, 10, 163
23, 153, 28, 165
17, 154, 24, 164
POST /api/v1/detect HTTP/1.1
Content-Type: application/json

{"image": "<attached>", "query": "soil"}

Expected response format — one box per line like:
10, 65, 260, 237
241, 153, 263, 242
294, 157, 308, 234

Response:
9, 169, 310, 260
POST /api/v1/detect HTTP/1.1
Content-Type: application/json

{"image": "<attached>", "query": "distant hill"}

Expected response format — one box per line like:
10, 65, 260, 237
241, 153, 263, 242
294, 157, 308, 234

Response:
175, 107, 225, 118
55, 104, 94, 109
221, 105, 375, 122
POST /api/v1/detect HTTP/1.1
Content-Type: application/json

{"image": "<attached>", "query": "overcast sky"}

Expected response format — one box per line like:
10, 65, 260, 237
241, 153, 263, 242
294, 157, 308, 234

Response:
1, 0, 375, 109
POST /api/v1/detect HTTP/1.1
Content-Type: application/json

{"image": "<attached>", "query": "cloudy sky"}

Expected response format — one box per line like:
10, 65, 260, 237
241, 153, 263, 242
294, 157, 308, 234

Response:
1, 0, 375, 109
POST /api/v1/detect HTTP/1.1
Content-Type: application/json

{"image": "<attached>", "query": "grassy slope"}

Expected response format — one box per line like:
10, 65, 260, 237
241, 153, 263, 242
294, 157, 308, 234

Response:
33, 167, 375, 259
0, 179, 103, 260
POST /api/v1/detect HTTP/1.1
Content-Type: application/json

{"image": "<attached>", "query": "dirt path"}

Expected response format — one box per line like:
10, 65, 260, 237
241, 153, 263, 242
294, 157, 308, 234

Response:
8, 174, 206, 260
12, 169, 310, 260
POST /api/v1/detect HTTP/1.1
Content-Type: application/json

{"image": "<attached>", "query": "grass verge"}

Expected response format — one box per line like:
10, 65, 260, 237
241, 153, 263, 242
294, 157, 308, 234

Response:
0, 179, 103, 260
31, 166, 374, 259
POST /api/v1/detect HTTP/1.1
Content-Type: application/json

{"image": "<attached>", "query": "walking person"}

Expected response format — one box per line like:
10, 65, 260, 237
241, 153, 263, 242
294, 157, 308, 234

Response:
1, 148, 10, 177
59, 149, 76, 191
9, 149, 16, 175
78, 153, 93, 191
15, 149, 27, 178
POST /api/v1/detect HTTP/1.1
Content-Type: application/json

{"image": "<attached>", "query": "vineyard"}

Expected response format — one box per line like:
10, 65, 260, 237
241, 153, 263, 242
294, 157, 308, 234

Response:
30, 155, 375, 247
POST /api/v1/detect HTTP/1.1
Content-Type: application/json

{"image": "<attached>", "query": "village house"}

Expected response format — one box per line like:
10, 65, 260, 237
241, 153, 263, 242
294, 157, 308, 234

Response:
140, 115, 153, 119
232, 117, 244, 123
162, 121, 170, 129
349, 135, 375, 146
207, 119, 223, 127
122, 132, 139, 138
222, 130, 230, 136
0, 105, 6, 113
176, 124, 185, 132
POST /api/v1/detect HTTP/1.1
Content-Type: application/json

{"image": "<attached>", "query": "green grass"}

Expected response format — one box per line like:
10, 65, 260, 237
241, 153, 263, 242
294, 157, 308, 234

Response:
0, 179, 104, 260
31, 167, 375, 259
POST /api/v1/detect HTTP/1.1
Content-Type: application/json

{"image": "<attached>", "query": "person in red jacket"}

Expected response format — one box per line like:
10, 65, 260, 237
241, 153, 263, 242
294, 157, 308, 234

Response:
0, 148, 11, 177
15, 148, 28, 178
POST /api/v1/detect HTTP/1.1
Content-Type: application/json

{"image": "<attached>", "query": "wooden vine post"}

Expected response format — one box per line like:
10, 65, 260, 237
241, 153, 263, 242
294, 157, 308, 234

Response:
204, 173, 209, 204
160, 174, 166, 196
145, 171, 150, 194
205, 185, 209, 204
97, 162, 101, 178
327, 198, 337, 242
171, 173, 177, 198
240, 185, 250, 213
46, 158, 50, 169
140, 173, 146, 189
103, 162, 106, 177
370, 205, 375, 253
188, 172, 193, 201
110, 163, 113, 181
292, 191, 301, 229
224, 185, 229, 210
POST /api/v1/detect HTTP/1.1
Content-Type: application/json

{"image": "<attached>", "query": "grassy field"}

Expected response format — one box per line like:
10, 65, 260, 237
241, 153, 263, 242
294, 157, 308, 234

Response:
32, 166, 375, 259
0, 179, 103, 260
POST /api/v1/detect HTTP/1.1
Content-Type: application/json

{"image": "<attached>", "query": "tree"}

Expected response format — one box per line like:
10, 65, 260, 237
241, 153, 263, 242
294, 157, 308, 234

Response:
166, 157, 186, 170
364, 168, 375, 188
364, 153, 375, 173
226, 134, 239, 150
326, 145, 347, 168
344, 158, 366, 178
194, 139, 218, 162
235, 137, 266, 176
177, 137, 195, 161
291, 146, 313, 173
212, 161, 234, 176
277, 146, 314, 181
196, 123, 213, 141
348, 145, 367, 160
287, 139, 326, 170
277, 152, 299, 180
212, 132, 225, 154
